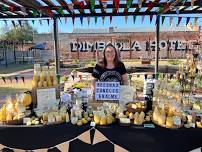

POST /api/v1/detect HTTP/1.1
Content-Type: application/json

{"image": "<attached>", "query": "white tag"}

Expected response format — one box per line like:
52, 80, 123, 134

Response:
90, 121, 96, 127
23, 117, 31, 124
144, 124, 155, 128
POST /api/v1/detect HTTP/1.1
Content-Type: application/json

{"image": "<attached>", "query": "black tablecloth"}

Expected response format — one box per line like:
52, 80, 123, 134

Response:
0, 123, 202, 152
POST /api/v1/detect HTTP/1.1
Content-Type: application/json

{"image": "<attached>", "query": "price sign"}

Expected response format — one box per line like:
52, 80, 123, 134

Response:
95, 82, 120, 100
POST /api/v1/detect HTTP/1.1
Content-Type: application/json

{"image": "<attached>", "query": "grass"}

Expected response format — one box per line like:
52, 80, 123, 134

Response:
0, 64, 33, 74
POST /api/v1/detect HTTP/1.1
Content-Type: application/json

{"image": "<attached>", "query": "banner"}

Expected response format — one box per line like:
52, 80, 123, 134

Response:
114, 144, 129, 152
77, 129, 91, 144
93, 129, 108, 145
55, 141, 69, 152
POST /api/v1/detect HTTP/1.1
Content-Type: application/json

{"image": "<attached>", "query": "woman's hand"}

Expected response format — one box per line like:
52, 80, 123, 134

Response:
122, 74, 129, 85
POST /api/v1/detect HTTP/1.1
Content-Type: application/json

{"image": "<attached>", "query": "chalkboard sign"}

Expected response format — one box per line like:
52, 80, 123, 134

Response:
95, 82, 120, 100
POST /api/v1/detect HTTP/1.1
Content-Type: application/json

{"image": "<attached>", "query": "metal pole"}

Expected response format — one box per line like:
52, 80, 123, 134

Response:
155, 15, 160, 77
53, 17, 60, 75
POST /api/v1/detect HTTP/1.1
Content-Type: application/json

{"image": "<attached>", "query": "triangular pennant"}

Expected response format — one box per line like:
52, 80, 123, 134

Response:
1, 5, 7, 12
138, 0, 142, 8
110, 15, 112, 24
90, 0, 96, 10
56, 141, 69, 152
77, 129, 91, 144
68, 4, 74, 13
150, 15, 153, 23
147, 1, 155, 11
170, 17, 173, 26
15, 76, 18, 83
32, 9, 38, 17
87, 17, 90, 26
58, 6, 64, 16
144, 74, 148, 80
102, 1, 107, 8
194, 17, 198, 26
126, 0, 132, 9
176, 8, 179, 15
9, 6, 14, 12
21, 76, 25, 83
72, 16, 75, 26
125, 16, 128, 24
177, 17, 182, 26
47, 8, 54, 18
4, 20, 7, 26
76, 1, 85, 10
191, 0, 196, 8
9, 77, 12, 83
186, 17, 190, 26
11, 20, 16, 27
95, 16, 98, 24
18, 20, 22, 27
162, 16, 165, 25
47, 19, 50, 26
65, 17, 68, 24
133, 16, 136, 24
114, 144, 129, 152
2, 77, 6, 83
141, 16, 145, 23
59, 17, 62, 24
114, 0, 120, 10
32, 20, 35, 25
102, 16, 105, 25
93, 129, 108, 145
80, 16, 83, 25
159, 5, 164, 13
39, 20, 43, 25
13, 148, 26, 152
20, 7, 26, 15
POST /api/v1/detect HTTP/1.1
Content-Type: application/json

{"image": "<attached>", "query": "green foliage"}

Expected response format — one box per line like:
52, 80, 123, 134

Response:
168, 59, 182, 65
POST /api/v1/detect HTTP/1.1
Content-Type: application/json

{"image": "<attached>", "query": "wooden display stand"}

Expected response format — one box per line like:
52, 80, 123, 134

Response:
31, 85, 60, 108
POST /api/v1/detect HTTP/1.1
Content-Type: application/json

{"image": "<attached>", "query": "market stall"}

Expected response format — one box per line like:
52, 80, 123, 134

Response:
1, 0, 202, 152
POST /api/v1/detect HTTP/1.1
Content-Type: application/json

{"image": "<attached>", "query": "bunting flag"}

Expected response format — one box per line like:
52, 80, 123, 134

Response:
176, 8, 179, 15
65, 17, 68, 24
18, 20, 22, 27
1, 5, 7, 12
58, 6, 64, 16
162, 16, 165, 25
32, 9, 38, 18
95, 16, 98, 24
114, 0, 120, 10
133, 16, 136, 24
138, 0, 142, 8
114, 144, 129, 152
194, 17, 198, 26
9, 77, 12, 83
2, 77, 6, 83
77, 129, 91, 144
20, 7, 26, 16
191, 0, 196, 8
72, 16, 75, 26
32, 20, 35, 25
68, 4, 74, 13
47, 8, 54, 18
90, 0, 96, 10
102, 16, 105, 25
55, 142, 69, 152
21, 77, 25, 83
126, 0, 132, 9
141, 15, 145, 23
159, 5, 164, 13
59, 17, 62, 24
47, 19, 50, 26
170, 16, 173, 26
177, 17, 182, 26
15, 77, 18, 83
9, 6, 14, 12
11, 20, 16, 27
150, 15, 153, 23
102, 0, 107, 8
39, 20, 43, 26
4, 20, 7, 26
156, 72, 160, 79
80, 16, 83, 25
75, 1, 85, 10
110, 15, 112, 24
87, 17, 90, 26
0, 145, 5, 151
93, 129, 108, 145
186, 17, 190, 26
144, 74, 148, 80
200, 0, 202, 6
170, 74, 174, 80
125, 16, 128, 24
147, 1, 155, 11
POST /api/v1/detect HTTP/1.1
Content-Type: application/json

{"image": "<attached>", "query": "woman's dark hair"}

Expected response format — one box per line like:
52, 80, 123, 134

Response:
101, 44, 121, 68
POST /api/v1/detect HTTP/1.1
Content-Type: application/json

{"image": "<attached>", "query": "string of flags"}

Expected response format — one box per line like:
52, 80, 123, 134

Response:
1, 76, 26, 84
1, 15, 201, 27
0, 0, 201, 19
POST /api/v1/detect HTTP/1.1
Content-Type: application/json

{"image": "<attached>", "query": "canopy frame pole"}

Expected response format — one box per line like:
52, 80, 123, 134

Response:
155, 14, 160, 77
53, 17, 60, 74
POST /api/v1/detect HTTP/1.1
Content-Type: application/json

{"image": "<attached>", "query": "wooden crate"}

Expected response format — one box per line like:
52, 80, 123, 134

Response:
31, 85, 60, 108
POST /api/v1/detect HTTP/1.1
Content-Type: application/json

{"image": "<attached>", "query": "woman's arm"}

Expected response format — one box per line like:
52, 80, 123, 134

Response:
122, 73, 129, 85
91, 77, 98, 93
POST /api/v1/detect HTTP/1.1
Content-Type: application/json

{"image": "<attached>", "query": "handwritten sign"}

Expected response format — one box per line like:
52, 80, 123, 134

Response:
37, 88, 56, 110
95, 82, 120, 100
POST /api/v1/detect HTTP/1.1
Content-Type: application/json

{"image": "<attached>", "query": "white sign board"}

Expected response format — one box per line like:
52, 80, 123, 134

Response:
95, 82, 120, 100
37, 88, 56, 110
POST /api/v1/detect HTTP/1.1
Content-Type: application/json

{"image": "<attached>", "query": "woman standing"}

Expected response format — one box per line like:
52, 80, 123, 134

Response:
91, 44, 128, 92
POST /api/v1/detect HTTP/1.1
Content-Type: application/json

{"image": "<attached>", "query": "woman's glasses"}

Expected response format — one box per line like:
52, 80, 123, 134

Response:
105, 50, 115, 55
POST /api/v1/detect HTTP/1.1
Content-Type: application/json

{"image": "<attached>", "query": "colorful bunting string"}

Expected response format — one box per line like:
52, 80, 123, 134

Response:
58, 6, 64, 16
126, 0, 132, 9
80, 16, 83, 25
90, 0, 96, 10
2, 77, 6, 83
